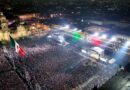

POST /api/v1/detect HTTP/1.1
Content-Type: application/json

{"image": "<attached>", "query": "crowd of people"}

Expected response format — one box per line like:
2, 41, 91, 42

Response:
0, 48, 29, 90
0, 31, 120, 90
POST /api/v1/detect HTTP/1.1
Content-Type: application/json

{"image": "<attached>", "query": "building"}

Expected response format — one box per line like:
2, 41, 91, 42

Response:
0, 12, 9, 32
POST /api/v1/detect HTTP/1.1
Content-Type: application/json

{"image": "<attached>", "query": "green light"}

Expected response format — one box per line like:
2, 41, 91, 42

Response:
72, 32, 81, 41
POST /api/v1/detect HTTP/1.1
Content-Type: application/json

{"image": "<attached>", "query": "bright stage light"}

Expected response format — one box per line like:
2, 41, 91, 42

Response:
64, 25, 69, 29
47, 35, 52, 38
101, 34, 107, 39
81, 49, 87, 53
110, 37, 117, 41
114, 40, 130, 64
93, 32, 99, 36
58, 35, 65, 43
125, 41, 130, 47
127, 41, 130, 44
74, 28, 78, 31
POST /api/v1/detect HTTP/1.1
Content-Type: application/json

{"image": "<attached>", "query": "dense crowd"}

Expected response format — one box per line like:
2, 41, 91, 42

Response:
0, 48, 28, 90
0, 31, 119, 90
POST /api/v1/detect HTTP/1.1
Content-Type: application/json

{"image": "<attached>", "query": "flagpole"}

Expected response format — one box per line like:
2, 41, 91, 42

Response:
3, 46, 16, 70
9, 48, 16, 70
9, 35, 35, 89
11, 52, 16, 70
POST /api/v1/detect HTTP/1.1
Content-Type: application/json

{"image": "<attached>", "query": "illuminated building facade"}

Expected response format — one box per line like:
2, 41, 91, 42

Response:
0, 12, 9, 32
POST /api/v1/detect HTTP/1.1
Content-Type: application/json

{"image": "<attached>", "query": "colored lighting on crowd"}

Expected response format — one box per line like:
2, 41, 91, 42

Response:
73, 32, 81, 41
114, 40, 130, 64
90, 32, 118, 46
91, 37, 102, 46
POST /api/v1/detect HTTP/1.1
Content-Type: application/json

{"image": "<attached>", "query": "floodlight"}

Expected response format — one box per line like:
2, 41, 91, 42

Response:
81, 49, 87, 53
59, 35, 65, 43
125, 41, 130, 46
64, 25, 69, 29
93, 32, 99, 36
101, 34, 107, 39
74, 28, 78, 31
110, 37, 117, 41
47, 35, 52, 38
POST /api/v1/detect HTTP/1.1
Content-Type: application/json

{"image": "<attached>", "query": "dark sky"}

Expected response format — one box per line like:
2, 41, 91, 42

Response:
0, 0, 129, 10
0, 0, 130, 5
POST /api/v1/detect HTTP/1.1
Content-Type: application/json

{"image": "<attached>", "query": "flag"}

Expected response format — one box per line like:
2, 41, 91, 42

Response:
10, 35, 25, 58
15, 42, 25, 58
10, 35, 15, 47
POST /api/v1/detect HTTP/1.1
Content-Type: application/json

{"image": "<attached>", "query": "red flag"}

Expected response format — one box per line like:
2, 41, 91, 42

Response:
15, 41, 25, 58
18, 47, 25, 58
10, 35, 25, 58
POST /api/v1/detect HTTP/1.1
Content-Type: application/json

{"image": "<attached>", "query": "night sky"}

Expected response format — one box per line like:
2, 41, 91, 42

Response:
0, 0, 130, 5
0, 0, 130, 17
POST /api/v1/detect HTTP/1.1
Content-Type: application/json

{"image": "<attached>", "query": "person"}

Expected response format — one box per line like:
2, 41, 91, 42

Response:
3, 46, 8, 53
24, 68, 31, 81
35, 83, 41, 90
93, 86, 98, 90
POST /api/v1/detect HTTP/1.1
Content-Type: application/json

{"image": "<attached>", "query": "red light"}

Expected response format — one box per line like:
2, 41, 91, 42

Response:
91, 37, 102, 46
